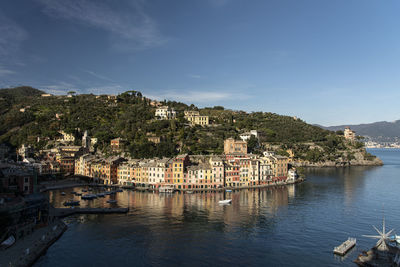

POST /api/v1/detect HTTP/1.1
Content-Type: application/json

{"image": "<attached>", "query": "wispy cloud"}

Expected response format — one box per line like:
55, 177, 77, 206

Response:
146, 89, 248, 104
188, 74, 203, 79
85, 85, 124, 95
0, 14, 28, 59
82, 69, 115, 82
0, 66, 16, 77
37, 0, 167, 50
40, 81, 77, 95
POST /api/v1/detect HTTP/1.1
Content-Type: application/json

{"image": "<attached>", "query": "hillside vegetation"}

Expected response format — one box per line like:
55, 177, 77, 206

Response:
0, 87, 373, 162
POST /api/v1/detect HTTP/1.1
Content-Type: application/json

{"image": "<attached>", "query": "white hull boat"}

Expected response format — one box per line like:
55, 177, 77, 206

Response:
218, 199, 232, 205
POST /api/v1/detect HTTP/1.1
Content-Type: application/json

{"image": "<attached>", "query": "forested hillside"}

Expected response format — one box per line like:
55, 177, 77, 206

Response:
0, 86, 366, 161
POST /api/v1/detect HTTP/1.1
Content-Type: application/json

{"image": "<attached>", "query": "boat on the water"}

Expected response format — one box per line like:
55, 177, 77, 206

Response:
61, 192, 66, 196
225, 189, 232, 193
63, 200, 80, 206
186, 190, 193, 194
82, 189, 87, 192
218, 199, 232, 205
97, 193, 106, 197
333, 237, 356, 255
71, 191, 76, 194
107, 200, 117, 204
0, 235, 15, 249
116, 189, 123, 192
75, 193, 82, 196
82, 194, 97, 200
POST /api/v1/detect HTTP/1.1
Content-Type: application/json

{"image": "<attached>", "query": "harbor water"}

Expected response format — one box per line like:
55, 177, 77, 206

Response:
35, 149, 400, 266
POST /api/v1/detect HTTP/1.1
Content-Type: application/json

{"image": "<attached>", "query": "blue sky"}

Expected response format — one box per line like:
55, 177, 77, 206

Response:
1, 0, 400, 126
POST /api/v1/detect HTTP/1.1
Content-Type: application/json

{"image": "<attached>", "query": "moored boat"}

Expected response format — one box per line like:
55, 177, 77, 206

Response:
333, 237, 356, 255
82, 194, 97, 200
0, 235, 15, 249
107, 199, 117, 204
63, 200, 80, 206
61, 192, 66, 196
225, 189, 232, 193
218, 199, 232, 205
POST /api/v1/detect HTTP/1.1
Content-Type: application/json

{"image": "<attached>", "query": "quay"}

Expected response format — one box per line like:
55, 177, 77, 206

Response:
0, 220, 67, 267
334, 237, 356, 256
52, 207, 129, 218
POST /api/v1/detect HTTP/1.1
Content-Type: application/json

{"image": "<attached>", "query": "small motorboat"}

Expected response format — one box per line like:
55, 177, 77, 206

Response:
63, 200, 80, 206
61, 192, 66, 196
82, 189, 87, 192
186, 191, 193, 194
97, 193, 106, 197
116, 189, 123, 192
88, 188, 93, 191
75, 193, 82, 196
71, 191, 76, 194
81, 194, 97, 200
107, 200, 117, 204
225, 189, 232, 193
218, 199, 232, 205
0, 235, 15, 249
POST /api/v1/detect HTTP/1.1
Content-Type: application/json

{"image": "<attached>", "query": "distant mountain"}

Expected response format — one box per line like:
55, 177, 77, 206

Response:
319, 120, 400, 142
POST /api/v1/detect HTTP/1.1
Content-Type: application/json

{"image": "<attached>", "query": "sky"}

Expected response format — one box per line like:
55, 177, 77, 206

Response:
1, 0, 400, 126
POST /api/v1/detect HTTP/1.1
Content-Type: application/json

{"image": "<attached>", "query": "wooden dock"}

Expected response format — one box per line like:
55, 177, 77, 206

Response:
52, 207, 129, 218
333, 237, 356, 256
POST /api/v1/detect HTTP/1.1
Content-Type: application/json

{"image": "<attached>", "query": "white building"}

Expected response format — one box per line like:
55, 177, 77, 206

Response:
239, 130, 259, 141
287, 168, 298, 182
155, 106, 176, 120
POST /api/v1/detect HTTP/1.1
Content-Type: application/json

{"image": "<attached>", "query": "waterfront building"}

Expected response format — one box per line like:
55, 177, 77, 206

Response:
155, 106, 176, 120
209, 156, 224, 188
249, 159, 260, 186
259, 158, 273, 185
287, 168, 298, 182
263, 154, 289, 182
225, 163, 240, 187
224, 138, 247, 155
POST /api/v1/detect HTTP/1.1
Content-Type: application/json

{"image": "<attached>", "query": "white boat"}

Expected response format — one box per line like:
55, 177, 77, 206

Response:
218, 199, 232, 205
61, 192, 66, 196
1, 235, 15, 248
395, 235, 400, 244
186, 190, 193, 194
225, 189, 232, 193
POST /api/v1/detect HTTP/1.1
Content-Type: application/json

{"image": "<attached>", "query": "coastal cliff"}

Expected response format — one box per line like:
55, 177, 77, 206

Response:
292, 149, 383, 167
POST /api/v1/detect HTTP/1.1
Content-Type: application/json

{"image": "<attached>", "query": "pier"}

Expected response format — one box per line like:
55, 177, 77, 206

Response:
52, 207, 129, 218
333, 237, 356, 256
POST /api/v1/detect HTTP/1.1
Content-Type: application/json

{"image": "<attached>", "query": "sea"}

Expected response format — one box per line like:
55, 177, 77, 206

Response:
35, 148, 400, 266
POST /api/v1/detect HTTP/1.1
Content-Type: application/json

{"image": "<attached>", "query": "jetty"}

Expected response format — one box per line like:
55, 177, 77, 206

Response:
334, 238, 356, 256
52, 207, 129, 218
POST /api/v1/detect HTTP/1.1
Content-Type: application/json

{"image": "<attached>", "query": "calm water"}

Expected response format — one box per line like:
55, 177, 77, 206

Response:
36, 149, 400, 266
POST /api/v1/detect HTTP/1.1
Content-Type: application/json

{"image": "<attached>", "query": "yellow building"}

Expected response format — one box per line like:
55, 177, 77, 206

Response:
184, 110, 209, 126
